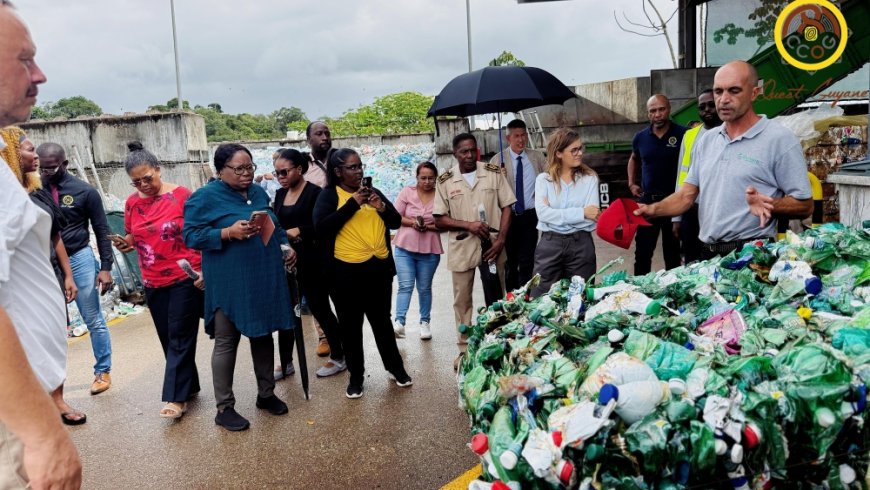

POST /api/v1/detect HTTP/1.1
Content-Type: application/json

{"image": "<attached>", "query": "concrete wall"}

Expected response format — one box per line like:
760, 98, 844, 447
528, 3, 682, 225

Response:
23, 112, 208, 164
509, 76, 651, 129
20, 112, 210, 201
651, 67, 718, 113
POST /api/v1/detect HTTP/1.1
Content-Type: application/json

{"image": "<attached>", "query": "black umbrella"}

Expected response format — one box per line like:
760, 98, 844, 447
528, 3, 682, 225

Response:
286, 270, 310, 400
427, 66, 576, 118
281, 245, 309, 400
428, 66, 574, 304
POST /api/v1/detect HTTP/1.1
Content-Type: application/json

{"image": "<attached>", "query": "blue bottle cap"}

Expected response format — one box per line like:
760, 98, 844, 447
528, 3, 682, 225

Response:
684, 341, 695, 351
598, 384, 620, 405
855, 384, 867, 414
804, 276, 823, 295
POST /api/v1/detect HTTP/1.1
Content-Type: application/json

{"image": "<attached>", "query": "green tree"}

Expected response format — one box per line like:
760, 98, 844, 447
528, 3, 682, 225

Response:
271, 106, 307, 133
314, 92, 434, 137
165, 97, 191, 110
34, 96, 103, 118
30, 105, 51, 120
488, 50, 526, 67
207, 102, 222, 113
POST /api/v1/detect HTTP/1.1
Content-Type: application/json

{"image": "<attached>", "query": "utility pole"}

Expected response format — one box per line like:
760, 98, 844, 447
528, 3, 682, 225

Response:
170, 0, 183, 110
466, 0, 473, 72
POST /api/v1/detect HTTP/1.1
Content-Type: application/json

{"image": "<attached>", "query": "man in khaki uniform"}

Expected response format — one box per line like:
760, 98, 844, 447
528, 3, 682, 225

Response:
434, 133, 515, 349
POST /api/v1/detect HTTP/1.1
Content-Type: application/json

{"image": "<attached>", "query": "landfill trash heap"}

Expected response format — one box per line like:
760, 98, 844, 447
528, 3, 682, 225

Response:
458, 223, 870, 490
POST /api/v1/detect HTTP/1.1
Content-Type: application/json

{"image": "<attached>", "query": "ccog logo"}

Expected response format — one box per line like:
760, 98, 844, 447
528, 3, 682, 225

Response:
774, 0, 848, 71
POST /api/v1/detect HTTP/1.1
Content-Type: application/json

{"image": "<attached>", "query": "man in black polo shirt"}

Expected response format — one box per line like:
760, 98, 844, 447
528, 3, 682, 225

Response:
627, 94, 685, 275
36, 142, 114, 395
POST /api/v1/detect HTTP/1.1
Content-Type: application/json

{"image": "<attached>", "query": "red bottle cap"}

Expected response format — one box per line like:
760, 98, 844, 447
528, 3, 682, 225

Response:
552, 430, 563, 448
557, 459, 574, 484
506, 292, 515, 301
492, 482, 511, 490
743, 423, 762, 449
470, 433, 489, 455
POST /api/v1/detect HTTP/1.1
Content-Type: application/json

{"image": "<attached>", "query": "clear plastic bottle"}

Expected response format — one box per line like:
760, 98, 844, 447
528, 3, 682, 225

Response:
584, 290, 662, 320
768, 260, 823, 296
585, 282, 637, 301
598, 380, 670, 425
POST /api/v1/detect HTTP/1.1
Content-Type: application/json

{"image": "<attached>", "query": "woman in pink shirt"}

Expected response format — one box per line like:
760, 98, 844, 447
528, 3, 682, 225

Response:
112, 142, 204, 420
392, 162, 443, 340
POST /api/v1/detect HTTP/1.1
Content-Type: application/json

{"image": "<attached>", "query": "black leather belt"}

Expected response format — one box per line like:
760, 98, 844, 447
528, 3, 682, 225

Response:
513, 208, 537, 217
542, 230, 590, 239
702, 237, 769, 255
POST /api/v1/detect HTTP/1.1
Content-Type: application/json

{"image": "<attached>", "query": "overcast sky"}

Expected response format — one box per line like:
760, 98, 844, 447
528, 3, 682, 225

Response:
18, 0, 679, 119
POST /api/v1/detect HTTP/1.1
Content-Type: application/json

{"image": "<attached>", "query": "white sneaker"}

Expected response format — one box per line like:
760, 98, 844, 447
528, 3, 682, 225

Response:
316, 358, 347, 377
393, 319, 406, 339
419, 321, 432, 340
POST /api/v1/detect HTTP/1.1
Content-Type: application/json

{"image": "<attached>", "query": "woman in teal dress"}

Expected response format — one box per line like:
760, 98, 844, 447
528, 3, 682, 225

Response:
184, 143, 297, 431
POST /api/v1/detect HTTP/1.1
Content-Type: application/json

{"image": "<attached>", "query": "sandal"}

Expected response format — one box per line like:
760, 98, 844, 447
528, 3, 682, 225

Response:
60, 410, 87, 426
159, 402, 188, 419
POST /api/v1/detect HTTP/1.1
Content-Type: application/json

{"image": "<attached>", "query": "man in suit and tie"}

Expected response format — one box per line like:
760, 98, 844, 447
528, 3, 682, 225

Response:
489, 119, 547, 291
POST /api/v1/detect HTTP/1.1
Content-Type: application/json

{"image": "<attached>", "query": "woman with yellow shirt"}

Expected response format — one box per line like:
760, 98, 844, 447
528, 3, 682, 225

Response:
312, 148, 410, 399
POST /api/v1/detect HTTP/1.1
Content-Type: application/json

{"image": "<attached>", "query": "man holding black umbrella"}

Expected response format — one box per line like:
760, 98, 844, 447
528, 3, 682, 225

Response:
434, 134, 515, 366
489, 119, 546, 290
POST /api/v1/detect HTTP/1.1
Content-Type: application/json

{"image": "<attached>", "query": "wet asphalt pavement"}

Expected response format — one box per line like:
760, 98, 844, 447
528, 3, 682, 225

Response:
62, 236, 664, 489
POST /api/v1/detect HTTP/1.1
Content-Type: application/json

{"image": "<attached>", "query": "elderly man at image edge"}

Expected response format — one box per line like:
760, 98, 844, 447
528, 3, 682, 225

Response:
636, 60, 812, 256
0, 1, 83, 488
434, 133, 515, 365
489, 119, 546, 291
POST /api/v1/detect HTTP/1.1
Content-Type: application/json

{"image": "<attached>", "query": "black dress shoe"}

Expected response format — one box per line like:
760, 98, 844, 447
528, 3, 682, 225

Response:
256, 395, 288, 415
215, 407, 250, 431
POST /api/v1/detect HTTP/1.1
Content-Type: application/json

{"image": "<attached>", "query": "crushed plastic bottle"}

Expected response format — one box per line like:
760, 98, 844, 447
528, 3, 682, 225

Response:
584, 290, 662, 320
456, 225, 870, 489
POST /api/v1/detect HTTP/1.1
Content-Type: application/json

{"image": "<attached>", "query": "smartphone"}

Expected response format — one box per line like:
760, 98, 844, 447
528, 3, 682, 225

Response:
415, 216, 425, 228
362, 176, 372, 189
248, 210, 268, 229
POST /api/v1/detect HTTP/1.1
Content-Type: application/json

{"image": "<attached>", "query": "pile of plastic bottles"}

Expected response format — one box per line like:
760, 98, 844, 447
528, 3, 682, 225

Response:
459, 223, 870, 489
252, 143, 434, 202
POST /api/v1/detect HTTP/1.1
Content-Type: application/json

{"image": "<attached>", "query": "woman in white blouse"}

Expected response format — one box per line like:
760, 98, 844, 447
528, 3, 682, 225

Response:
531, 128, 601, 296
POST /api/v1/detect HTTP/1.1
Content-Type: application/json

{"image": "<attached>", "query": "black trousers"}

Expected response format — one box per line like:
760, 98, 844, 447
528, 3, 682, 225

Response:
634, 215, 682, 275
504, 209, 538, 291
144, 279, 202, 403
212, 309, 275, 410
278, 260, 344, 368
679, 204, 703, 264
330, 257, 405, 386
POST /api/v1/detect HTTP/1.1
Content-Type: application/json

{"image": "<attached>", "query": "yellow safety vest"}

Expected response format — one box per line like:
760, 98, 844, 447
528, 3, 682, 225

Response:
676, 125, 703, 188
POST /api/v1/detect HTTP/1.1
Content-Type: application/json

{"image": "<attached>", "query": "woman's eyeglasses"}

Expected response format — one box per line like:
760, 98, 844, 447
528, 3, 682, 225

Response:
568, 145, 585, 156
224, 164, 257, 175
130, 174, 155, 187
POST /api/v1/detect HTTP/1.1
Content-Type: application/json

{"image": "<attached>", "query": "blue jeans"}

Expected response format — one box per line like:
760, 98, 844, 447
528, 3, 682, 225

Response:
393, 246, 440, 325
69, 247, 112, 374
